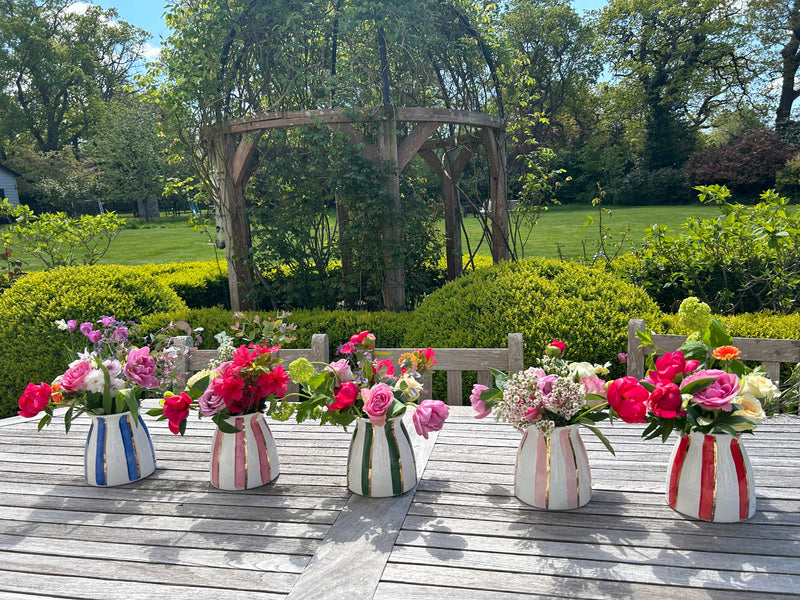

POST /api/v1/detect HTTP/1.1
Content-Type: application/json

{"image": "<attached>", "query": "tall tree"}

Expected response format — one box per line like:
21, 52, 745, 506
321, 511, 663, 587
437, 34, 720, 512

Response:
598, 0, 758, 170
0, 0, 147, 153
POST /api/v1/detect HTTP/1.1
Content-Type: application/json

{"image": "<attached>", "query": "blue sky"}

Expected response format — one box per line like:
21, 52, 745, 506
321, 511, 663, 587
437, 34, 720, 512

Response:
90, 0, 608, 56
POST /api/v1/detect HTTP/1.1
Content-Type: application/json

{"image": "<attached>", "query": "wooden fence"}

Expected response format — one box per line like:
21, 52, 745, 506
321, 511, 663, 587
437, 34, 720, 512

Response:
627, 319, 800, 383
171, 333, 524, 406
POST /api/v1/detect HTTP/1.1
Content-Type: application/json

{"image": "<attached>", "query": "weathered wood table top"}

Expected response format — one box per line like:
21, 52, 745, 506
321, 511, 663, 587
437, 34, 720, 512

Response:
1, 405, 798, 599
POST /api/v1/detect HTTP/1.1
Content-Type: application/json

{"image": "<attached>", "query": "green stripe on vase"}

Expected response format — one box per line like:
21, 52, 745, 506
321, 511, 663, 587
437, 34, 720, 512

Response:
360, 420, 374, 496
385, 420, 403, 495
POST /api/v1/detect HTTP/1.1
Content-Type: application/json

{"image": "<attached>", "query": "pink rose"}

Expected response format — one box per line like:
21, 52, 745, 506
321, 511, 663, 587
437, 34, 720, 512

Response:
198, 383, 225, 416
124, 347, 159, 389
683, 369, 740, 411
329, 381, 359, 411
646, 350, 700, 384
61, 360, 92, 392
363, 382, 395, 426
580, 376, 607, 398
607, 376, 649, 423
412, 399, 449, 439
163, 392, 191, 434
523, 406, 541, 421
470, 384, 491, 418
18, 382, 52, 418
648, 381, 685, 418
350, 330, 376, 349
327, 359, 354, 382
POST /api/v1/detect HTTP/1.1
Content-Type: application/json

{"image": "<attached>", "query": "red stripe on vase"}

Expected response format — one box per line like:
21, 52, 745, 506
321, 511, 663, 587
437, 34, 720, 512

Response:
234, 417, 246, 489
730, 437, 749, 520
250, 413, 271, 484
698, 435, 717, 521
559, 428, 578, 509
534, 430, 548, 508
211, 428, 223, 487
668, 435, 690, 508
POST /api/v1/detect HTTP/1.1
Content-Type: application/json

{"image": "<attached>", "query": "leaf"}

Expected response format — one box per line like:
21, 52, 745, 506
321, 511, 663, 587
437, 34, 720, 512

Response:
678, 340, 708, 362
702, 318, 733, 349
119, 388, 139, 422
579, 423, 615, 455
387, 398, 407, 419
212, 413, 240, 433
679, 377, 716, 395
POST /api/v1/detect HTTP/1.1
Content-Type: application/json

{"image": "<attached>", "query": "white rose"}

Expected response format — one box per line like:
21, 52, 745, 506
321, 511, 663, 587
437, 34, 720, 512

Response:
395, 374, 423, 401
567, 362, 596, 380
739, 375, 779, 402
731, 393, 766, 432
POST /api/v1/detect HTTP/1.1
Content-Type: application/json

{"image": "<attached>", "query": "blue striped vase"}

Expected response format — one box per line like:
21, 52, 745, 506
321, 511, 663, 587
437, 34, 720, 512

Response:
209, 412, 280, 490
84, 411, 157, 486
347, 416, 417, 497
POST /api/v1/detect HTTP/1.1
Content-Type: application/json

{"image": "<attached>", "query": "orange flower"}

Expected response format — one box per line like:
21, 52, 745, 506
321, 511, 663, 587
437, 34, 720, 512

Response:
713, 345, 741, 361
50, 382, 64, 404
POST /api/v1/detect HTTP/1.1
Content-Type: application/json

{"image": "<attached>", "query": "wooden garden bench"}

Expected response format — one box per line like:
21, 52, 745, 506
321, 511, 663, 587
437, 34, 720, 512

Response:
627, 318, 800, 383
170, 333, 524, 406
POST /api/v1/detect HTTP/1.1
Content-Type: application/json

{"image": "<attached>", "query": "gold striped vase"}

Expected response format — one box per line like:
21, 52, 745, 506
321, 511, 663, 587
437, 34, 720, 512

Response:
84, 411, 157, 487
666, 431, 756, 522
209, 413, 280, 490
347, 416, 417, 497
514, 425, 592, 510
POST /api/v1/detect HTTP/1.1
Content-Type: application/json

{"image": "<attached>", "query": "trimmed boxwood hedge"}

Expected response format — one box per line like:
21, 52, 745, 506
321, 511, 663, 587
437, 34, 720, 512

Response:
0, 265, 187, 418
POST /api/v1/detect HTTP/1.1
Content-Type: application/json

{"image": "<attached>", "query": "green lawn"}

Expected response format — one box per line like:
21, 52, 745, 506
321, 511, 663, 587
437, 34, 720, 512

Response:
6, 204, 721, 269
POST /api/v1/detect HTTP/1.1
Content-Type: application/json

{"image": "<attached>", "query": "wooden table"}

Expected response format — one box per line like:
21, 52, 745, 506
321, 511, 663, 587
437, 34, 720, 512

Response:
1, 406, 798, 599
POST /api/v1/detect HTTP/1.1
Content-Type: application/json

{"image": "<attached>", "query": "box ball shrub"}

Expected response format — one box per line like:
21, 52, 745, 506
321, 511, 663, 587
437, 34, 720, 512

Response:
404, 257, 663, 376
0, 265, 187, 418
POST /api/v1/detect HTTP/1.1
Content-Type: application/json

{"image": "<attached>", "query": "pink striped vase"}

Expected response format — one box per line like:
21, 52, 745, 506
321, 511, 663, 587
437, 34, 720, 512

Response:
514, 425, 592, 510
666, 431, 756, 522
209, 412, 280, 490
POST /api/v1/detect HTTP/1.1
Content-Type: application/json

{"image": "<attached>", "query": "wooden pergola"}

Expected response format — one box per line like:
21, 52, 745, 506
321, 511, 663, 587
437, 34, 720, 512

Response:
211, 106, 507, 311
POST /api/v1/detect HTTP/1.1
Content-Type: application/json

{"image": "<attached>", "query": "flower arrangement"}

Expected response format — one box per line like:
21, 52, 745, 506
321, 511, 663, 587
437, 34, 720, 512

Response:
151, 312, 296, 434
470, 339, 615, 452
18, 316, 188, 431
288, 330, 450, 438
607, 297, 778, 440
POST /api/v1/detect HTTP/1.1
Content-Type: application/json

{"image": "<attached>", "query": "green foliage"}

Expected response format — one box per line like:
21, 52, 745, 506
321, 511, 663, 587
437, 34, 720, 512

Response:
404, 257, 661, 373
0, 199, 124, 268
135, 261, 229, 309
630, 186, 800, 314
775, 152, 800, 201
0, 265, 187, 418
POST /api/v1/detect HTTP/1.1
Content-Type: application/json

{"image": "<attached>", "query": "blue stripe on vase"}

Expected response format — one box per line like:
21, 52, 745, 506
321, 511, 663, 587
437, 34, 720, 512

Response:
94, 417, 106, 486
118, 414, 139, 481
139, 415, 157, 467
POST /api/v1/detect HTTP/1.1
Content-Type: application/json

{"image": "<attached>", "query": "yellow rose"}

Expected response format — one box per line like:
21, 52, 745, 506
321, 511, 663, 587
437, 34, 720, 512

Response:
739, 375, 779, 402
731, 393, 766, 432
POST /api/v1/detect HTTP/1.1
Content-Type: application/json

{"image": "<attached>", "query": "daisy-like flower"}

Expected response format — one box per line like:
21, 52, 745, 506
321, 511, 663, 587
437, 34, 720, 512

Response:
713, 345, 741, 361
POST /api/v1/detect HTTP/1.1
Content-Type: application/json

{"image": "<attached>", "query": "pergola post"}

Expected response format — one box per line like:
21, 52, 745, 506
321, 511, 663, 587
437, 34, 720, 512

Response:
377, 110, 405, 311
483, 127, 509, 263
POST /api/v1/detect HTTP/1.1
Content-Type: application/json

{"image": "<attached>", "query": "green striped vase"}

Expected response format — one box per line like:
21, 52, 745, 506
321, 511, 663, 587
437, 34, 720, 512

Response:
347, 416, 417, 497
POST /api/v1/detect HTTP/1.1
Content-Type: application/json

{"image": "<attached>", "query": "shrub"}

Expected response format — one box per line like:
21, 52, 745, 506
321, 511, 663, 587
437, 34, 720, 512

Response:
630, 186, 800, 314
135, 260, 229, 309
0, 265, 187, 418
775, 152, 800, 202
684, 128, 797, 199
403, 257, 662, 376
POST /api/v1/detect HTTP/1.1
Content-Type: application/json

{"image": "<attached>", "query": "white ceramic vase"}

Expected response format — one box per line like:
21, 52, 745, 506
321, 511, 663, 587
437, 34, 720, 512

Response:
84, 411, 157, 486
666, 431, 756, 522
514, 425, 592, 510
347, 416, 417, 497
209, 412, 280, 490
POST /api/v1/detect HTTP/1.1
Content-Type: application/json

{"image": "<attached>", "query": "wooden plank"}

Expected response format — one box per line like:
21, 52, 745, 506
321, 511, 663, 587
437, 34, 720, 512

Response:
446, 370, 463, 406
285, 411, 439, 600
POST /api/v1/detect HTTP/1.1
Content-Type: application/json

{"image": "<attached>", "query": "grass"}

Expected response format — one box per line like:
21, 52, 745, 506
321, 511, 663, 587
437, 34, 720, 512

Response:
4, 204, 721, 270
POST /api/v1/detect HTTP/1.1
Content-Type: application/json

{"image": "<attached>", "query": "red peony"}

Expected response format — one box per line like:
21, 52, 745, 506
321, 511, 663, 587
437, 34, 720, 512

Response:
607, 376, 649, 423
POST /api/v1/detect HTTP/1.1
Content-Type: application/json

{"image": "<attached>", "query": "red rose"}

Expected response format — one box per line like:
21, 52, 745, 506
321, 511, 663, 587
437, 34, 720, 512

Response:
648, 381, 685, 419
607, 376, 649, 423
163, 392, 192, 435
329, 381, 359, 411
546, 339, 566, 358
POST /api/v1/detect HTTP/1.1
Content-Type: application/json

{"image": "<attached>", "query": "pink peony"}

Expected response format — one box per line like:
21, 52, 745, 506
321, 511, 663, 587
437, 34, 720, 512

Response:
580, 377, 607, 398
329, 381, 359, 411
124, 347, 159, 389
546, 339, 566, 357
18, 382, 52, 418
648, 381, 685, 418
363, 382, 395, 427
646, 351, 700, 384
683, 369, 740, 411
61, 360, 92, 392
469, 384, 491, 418
607, 376, 649, 423
412, 399, 449, 439
163, 392, 192, 434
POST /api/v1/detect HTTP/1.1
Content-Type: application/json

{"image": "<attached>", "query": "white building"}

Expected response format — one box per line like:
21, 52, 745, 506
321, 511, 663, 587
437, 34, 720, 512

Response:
0, 164, 21, 207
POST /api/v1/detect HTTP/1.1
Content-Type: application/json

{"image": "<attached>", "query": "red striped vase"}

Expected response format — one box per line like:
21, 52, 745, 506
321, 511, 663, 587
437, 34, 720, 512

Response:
514, 425, 592, 510
209, 412, 280, 490
666, 431, 756, 522
347, 416, 417, 497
